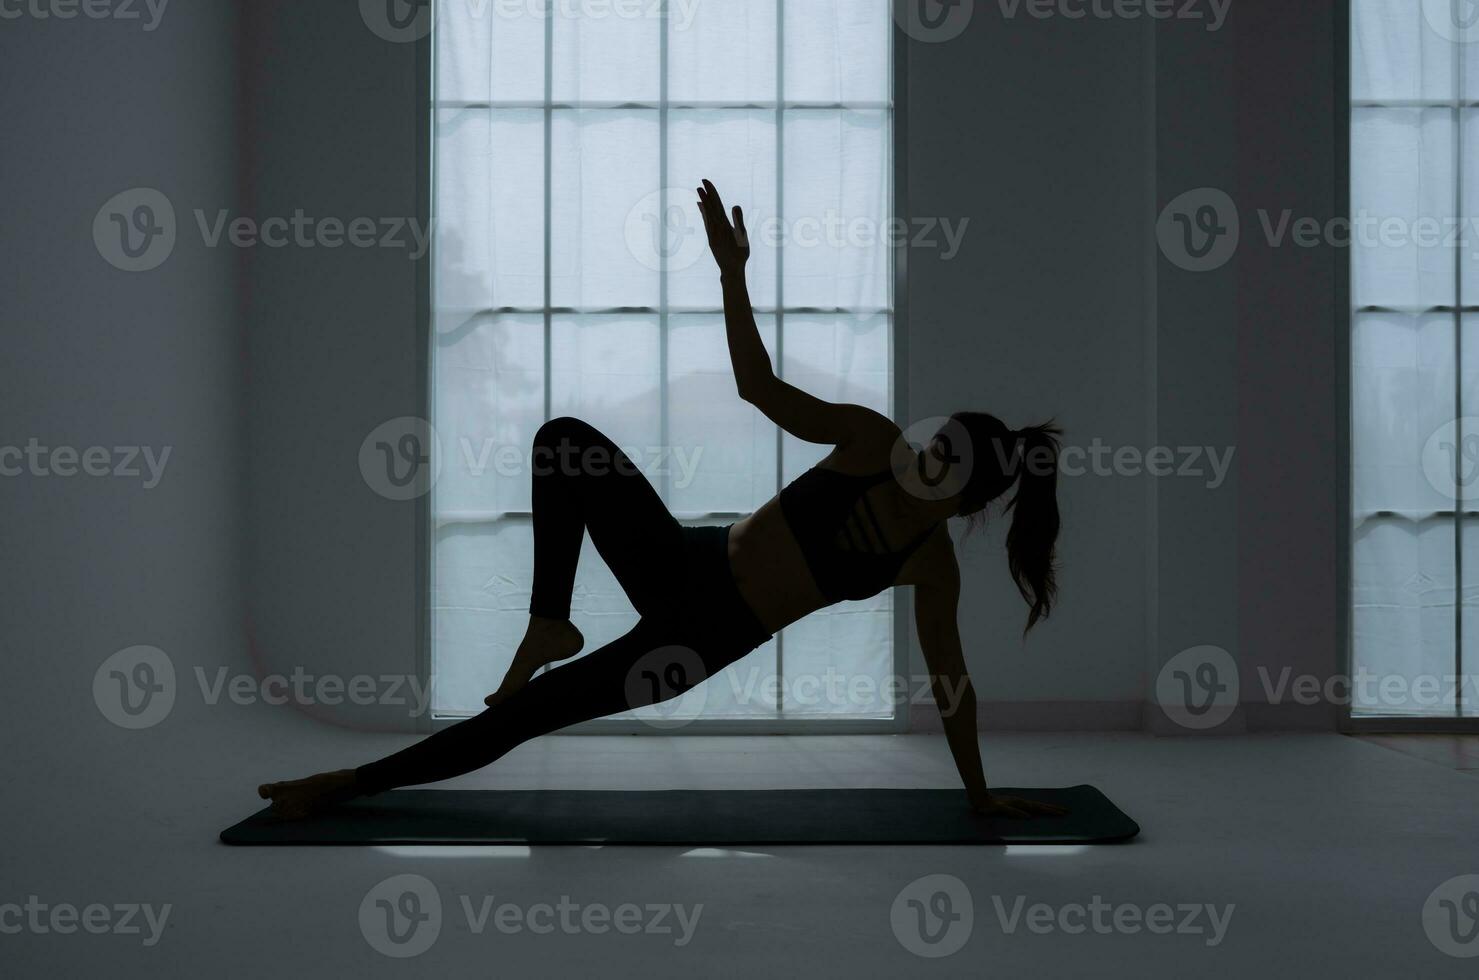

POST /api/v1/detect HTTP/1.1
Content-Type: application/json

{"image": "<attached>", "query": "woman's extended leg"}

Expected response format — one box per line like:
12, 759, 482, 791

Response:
256, 415, 703, 816
494, 416, 688, 703
354, 619, 698, 795
259, 617, 728, 813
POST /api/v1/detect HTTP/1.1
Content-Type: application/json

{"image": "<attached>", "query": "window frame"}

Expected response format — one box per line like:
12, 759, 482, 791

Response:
1341, 0, 1479, 732
418, 2, 913, 734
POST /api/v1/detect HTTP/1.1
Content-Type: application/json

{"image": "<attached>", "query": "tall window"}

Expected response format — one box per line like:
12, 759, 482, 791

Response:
429, 1, 896, 723
1350, 1, 1479, 718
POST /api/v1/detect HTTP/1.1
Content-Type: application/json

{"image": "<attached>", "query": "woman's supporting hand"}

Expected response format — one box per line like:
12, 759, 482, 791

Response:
697, 178, 750, 276
968, 791, 1070, 820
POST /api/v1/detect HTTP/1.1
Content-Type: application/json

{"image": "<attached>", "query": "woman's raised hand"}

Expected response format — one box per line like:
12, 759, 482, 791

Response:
697, 179, 750, 276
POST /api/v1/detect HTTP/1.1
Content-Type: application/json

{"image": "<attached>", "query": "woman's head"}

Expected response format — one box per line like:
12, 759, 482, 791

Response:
924, 412, 1062, 632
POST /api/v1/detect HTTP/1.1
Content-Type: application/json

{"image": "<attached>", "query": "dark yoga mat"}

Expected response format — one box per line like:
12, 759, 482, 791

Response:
220, 785, 1138, 846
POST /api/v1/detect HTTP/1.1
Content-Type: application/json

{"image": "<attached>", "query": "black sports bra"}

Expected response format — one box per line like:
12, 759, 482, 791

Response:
778, 465, 933, 603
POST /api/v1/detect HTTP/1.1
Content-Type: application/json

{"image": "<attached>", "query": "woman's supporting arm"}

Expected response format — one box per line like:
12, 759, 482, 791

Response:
913, 536, 1068, 819
914, 561, 990, 803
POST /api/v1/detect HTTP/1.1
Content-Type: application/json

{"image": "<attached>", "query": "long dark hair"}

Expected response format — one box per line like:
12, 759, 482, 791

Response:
947, 413, 1062, 632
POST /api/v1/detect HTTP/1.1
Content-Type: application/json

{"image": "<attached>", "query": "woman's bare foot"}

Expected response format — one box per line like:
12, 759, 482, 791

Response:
484, 616, 584, 707
257, 769, 361, 819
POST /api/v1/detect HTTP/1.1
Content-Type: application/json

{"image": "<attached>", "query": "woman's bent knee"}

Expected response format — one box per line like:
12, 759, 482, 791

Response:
531, 417, 632, 480
533, 416, 597, 449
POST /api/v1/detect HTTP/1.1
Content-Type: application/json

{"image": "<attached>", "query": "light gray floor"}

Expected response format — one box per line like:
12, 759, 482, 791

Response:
8, 719, 1479, 977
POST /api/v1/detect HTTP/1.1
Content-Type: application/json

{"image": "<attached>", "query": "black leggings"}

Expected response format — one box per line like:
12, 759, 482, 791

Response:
355, 417, 773, 794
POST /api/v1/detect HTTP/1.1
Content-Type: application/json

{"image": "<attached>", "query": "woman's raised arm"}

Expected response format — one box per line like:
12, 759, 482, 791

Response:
697, 178, 891, 449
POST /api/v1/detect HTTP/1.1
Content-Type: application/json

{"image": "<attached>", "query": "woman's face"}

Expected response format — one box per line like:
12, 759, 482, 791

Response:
890, 419, 975, 504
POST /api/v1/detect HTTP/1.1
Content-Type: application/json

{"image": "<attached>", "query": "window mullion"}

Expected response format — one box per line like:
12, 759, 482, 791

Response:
774, 0, 786, 716
1456, 56, 1467, 718
542, 3, 554, 423
659, 0, 671, 504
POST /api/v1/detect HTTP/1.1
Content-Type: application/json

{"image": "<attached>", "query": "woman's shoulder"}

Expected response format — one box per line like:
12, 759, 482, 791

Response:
816, 409, 902, 474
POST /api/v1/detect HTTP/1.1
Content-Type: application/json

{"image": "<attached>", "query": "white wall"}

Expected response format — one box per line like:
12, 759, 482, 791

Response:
910, 0, 1341, 733
1229, 0, 1340, 730
240, 0, 427, 730
0, 2, 245, 787
903, 9, 1156, 728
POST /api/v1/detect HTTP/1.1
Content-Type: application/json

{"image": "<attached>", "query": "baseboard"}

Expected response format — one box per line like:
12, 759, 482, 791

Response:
1240, 700, 1343, 731
906, 700, 1344, 734
909, 700, 1144, 732
1142, 702, 1248, 736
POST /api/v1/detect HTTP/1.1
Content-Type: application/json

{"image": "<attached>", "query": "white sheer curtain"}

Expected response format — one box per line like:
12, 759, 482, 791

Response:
1351, 0, 1479, 716
429, 0, 895, 722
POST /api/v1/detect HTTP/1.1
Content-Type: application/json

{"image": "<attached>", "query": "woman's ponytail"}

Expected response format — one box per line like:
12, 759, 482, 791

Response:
1004, 422, 1062, 633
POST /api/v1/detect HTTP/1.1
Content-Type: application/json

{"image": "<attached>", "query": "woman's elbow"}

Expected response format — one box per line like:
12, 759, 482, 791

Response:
735, 373, 775, 405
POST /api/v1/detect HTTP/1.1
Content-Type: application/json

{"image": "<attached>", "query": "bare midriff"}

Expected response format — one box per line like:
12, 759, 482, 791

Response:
727, 496, 832, 635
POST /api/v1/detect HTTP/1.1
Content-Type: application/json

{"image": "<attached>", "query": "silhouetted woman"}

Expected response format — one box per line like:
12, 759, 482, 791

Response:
260, 181, 1066, 820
